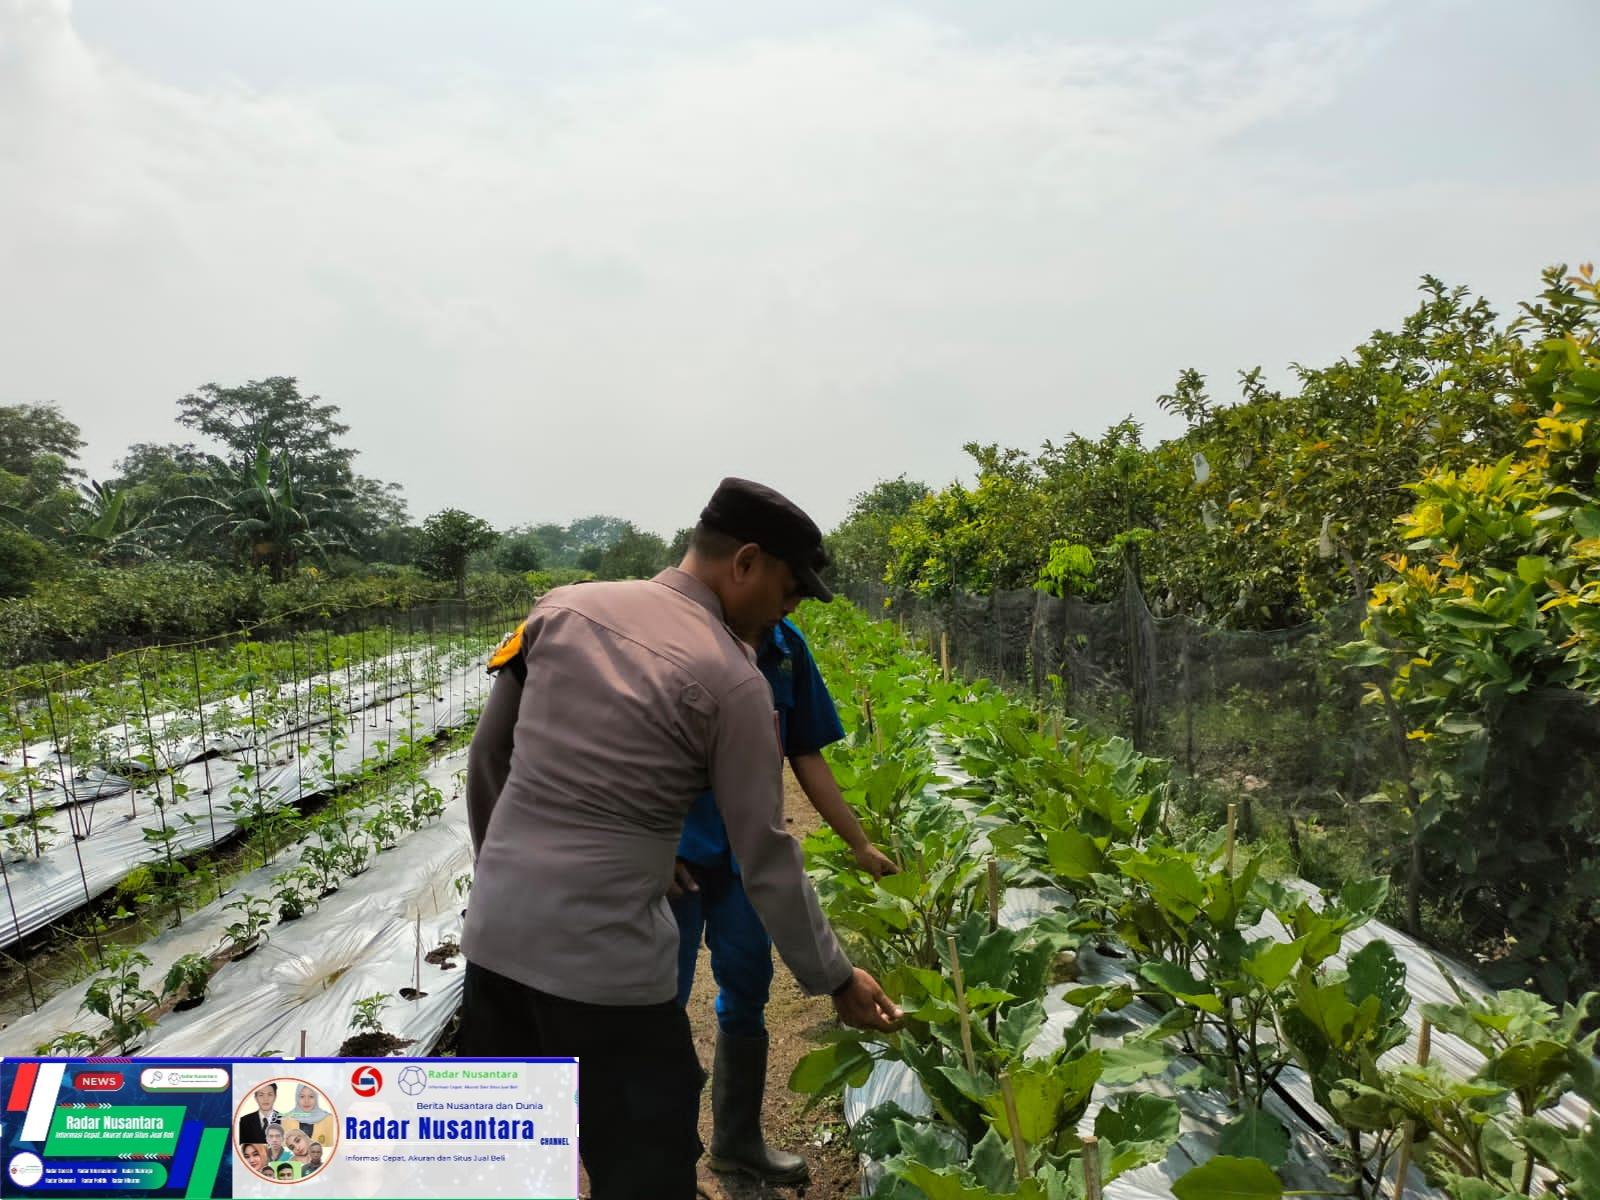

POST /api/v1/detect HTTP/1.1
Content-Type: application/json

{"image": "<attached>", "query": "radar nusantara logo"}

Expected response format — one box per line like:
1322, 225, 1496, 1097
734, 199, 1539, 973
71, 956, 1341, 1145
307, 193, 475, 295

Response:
397, 1066, 428, 1096
351, 1065, 383, 1097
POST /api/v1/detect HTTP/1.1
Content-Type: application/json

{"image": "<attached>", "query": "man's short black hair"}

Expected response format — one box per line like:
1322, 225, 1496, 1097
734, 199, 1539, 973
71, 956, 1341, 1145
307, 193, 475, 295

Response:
689, 522, 745, 560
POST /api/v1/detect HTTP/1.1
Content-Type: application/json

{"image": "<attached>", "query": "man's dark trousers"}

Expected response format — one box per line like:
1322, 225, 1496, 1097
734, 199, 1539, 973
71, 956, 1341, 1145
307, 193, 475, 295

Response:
459, 961, 706, 1199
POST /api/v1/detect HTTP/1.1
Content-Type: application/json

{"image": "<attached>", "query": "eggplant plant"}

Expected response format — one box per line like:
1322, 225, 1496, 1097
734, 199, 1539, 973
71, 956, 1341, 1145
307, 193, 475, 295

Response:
81, 947, 156, 1053
271, 865, 321, 921
222, 893, 273, 958
161, 952, 212, 1010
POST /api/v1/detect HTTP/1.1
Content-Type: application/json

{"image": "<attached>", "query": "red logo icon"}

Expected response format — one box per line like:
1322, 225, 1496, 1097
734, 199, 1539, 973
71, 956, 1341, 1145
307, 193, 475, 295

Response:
351, 1066, 383, 1097
75, 1073, 123, 1091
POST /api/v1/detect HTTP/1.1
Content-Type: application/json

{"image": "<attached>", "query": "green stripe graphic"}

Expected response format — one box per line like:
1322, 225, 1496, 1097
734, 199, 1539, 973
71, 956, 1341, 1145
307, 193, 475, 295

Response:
184, 1127, 229, 1199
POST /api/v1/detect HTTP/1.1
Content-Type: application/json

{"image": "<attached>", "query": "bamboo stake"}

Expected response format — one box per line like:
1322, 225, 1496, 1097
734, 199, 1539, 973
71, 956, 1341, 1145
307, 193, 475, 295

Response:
940, 632, 950, 683
987, 858, 1000, 932
986, 858, 1001, 1038
1082, 1135, 1103, 1200
1000, 1072, 1031, 1180
299, 1029, 307, 1057
1225, 802, 1238, 877
414, 915, 423, 996
1390, 1020, 1432, 1200
948, 935, 976, 1075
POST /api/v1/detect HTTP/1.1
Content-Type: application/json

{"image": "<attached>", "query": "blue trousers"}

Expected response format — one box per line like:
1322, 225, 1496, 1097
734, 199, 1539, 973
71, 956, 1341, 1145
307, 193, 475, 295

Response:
669, 860, 773, 1038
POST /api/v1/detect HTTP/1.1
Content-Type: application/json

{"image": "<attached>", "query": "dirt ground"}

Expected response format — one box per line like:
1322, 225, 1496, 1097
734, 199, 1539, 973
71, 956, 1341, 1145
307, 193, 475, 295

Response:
582, 767, 861, 1199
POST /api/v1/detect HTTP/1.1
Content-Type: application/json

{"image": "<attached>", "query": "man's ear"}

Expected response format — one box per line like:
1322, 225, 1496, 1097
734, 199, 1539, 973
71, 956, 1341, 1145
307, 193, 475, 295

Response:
731, 542, 763, 579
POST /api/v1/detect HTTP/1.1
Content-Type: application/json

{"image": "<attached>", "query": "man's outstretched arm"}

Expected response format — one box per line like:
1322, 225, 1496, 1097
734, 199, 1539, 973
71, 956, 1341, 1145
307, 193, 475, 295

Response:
789, 751, 897, 879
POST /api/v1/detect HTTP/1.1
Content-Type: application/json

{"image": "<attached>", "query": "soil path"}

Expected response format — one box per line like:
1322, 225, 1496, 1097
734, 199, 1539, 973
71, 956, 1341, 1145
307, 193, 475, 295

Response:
687, 767, 859, 1199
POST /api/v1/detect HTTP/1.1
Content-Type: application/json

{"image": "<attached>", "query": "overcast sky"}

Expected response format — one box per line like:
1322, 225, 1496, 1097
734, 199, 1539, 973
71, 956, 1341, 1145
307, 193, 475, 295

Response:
2, 0, 1595, 534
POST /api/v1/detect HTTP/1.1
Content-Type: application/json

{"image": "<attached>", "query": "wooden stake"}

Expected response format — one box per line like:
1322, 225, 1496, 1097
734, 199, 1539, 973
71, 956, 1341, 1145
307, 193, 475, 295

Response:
1082, 1135, 1103, 1200
948, 934, 976, 1076
987, 858, 1000, 932
414, 915, 422, 995
299, 1029, 306, 1057
1000, 1072, 1031, 1180
1391, 1021, 1433, 1200
940, 632, 950, 683
1225, 802, 1238, 877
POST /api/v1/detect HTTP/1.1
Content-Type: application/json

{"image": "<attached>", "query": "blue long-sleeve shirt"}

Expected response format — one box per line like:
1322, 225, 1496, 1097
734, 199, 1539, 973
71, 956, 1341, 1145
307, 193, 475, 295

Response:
675, 618, 844, 874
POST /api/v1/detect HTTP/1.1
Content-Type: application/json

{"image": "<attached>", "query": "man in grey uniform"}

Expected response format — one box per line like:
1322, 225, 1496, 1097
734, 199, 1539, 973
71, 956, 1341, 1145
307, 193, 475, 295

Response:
460, 478, 900, 1199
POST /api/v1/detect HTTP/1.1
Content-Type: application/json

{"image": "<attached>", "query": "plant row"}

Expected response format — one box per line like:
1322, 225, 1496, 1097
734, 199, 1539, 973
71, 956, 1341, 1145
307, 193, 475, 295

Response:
789, 600, 1596, 1200
24, 720, 477, 1058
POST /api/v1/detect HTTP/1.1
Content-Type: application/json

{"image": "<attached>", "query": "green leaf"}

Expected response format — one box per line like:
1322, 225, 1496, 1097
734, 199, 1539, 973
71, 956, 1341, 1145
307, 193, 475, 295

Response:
892, 1162, 996, 1200
788, 1038, 875, 1097
1436, 1177, 1522, 1200
1433, 602, 1504, 629
1242, 937, 1307, 990
1335, 876, 1389, 924
1519, 1118, 1600, 1195
1094, 1093, 1181, 1178
1516, 555, 1550, 584
967, 1126, 1018, 1194
1344, 940, 1409, 1024
1046, 829, 1106, 880
1140, 960, 1225, 1014
1172, 1156, 1283, 1200
1100, 1038, 1174, 1084
1122, 853, 1207, 922
1217, 1111, 1290, 1168
1487, 1039, 1571, 1096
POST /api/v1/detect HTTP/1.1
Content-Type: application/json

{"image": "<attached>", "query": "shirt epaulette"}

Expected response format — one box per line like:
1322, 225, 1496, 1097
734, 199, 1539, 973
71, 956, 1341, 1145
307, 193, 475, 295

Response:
487, 624, 528, 684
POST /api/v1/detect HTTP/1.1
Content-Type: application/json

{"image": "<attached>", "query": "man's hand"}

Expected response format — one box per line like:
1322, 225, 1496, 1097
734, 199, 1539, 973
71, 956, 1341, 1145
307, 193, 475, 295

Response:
832, 968, 903, 1032
851, 841, 899, 879
666, 858, 699, 901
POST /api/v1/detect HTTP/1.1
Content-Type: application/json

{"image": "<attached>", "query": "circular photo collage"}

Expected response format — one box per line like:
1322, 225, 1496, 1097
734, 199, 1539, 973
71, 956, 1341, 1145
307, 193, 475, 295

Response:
234, 1078, 339, 1185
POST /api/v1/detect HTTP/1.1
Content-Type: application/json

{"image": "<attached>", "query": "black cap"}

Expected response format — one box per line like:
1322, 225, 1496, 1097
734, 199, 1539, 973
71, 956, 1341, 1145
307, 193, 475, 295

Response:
699, 477, 833, 603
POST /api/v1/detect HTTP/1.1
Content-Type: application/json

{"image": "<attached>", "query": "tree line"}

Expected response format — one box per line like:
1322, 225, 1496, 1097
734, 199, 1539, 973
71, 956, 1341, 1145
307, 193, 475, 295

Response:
0, 376, 682, 604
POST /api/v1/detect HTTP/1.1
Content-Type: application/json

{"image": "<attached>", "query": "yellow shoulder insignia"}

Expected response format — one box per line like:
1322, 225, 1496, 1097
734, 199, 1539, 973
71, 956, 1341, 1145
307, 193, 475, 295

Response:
487, 624, 526, 673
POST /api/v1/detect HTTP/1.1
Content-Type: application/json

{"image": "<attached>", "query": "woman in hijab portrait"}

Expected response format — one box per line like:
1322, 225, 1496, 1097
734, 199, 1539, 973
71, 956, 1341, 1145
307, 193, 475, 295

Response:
284, 1084, 335, 1147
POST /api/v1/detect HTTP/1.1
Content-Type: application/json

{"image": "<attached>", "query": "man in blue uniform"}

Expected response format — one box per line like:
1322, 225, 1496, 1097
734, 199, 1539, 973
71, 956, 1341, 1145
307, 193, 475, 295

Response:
670, 615, 896, 1185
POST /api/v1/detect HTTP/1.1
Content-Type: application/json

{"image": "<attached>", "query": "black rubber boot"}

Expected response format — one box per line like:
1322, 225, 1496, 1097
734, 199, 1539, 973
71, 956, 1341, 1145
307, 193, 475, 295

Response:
706, 1030, 809, 1185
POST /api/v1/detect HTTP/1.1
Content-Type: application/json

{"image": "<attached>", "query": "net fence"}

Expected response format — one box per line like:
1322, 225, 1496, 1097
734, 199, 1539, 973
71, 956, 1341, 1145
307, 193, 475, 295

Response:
846, 576, 1600, 997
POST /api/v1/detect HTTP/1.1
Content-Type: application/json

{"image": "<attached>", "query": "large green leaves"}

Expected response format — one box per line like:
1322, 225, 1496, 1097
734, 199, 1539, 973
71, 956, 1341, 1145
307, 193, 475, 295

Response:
1172, 1156, 1283, 1200
1216, 1112, 1290, 1169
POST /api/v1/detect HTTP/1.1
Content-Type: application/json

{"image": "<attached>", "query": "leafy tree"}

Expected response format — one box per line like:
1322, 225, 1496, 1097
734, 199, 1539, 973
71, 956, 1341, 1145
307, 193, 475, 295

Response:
177, 377, 353, 479
171, 377, 407, 563
0, 403, 86, 537
869, 275, 1530, 625
0, 402, 84, 482
597, 524, 669, 580
416, 509, 498, 598
1353, 263, 1600, 997
826, 475, 930, 590
665, 527, 693, 564
175, 445, 356, 581
492, 525, 546, 573
529, 522, 575, 566
0, 528, 57, 598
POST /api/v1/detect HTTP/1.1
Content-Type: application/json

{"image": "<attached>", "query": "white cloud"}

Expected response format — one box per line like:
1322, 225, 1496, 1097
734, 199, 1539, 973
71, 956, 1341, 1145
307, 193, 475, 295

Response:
0, 0, 1590, 532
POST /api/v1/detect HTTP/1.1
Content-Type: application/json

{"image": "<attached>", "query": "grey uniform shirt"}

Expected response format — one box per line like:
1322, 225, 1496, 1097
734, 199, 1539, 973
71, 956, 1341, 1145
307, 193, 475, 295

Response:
461, 567, 854, 1006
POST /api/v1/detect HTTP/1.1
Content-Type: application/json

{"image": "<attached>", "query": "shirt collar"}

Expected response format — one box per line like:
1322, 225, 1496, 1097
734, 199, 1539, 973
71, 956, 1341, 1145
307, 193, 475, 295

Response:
652, 567, 726, 622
